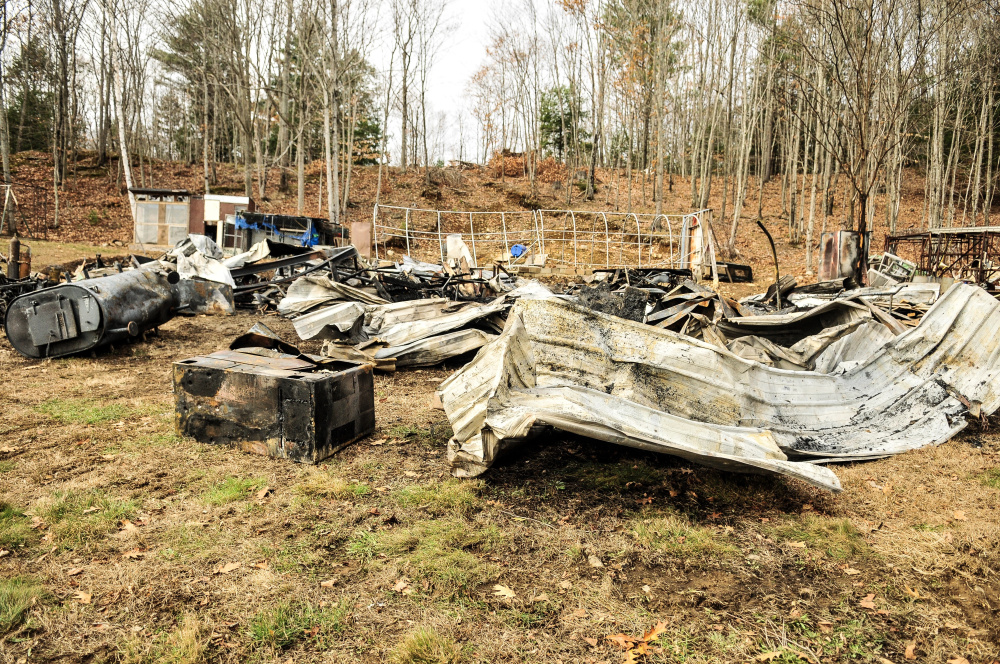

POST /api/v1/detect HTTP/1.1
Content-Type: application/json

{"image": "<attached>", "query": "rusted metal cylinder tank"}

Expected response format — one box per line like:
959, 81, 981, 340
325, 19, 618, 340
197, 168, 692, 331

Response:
4, 269, 179, 358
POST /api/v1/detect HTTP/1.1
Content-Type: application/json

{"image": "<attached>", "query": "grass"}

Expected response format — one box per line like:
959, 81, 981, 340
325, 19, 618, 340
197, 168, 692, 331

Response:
34, 398, 137, 425
977, 467, 1000, 489
267, 538, 326, 574
768, 516, 869, 560
37, 489, 139, 549
104, 433, 183, 456
23, 240, 110, 267
118, 615, 208, 664
0, 502, 38, 550
806, 614, 889, 661
355, 519, 505, 595
346, 531, 379, 561
503, 596, 562, 629
200, 477, 266, 506
629, 511, 737, 560
295, 471, 370, 499
249, 600, 349, 651
0, 460, 16, 473
391, 479, 482, 516
0, 577, 46, 634
388, 424, 452, 447
392, 627, 462, 664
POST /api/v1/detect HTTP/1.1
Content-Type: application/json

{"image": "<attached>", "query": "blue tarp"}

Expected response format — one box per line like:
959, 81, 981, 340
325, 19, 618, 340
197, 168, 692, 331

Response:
234, 215, 319, 247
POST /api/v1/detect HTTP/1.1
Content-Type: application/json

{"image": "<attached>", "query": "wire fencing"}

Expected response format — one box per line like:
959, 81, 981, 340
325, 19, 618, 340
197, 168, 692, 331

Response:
371, 203, 714, 272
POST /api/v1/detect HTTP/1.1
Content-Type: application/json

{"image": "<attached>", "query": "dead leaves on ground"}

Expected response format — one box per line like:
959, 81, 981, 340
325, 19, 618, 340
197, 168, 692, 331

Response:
858, 593, 890, 615
603, 621, 668, 663
492, 584, 516, 600
214, 562, 241, 575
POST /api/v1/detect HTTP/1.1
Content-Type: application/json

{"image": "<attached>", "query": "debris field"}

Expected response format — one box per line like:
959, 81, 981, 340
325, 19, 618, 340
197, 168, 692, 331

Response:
1, 233, 999, 663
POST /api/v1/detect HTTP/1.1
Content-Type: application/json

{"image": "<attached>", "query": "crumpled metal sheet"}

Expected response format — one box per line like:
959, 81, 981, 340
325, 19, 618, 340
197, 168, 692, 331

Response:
176, 251, 235, 287
718, 299, 871, 346
364, 297, 508, 347
811, 321, 897, 374
170, 234, 224, 260
293, 301, 367, 340
222, 240, 271, 270
278, 274, 388, 315
374, 328, 497, 368
726, 320, 870, 371
439, 284, 1000, 491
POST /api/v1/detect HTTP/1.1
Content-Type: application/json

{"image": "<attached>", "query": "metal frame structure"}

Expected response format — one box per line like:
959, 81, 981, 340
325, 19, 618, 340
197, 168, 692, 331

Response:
884, 227, 1000, 288
1, 183, 51, 239
370, 203, 714, 272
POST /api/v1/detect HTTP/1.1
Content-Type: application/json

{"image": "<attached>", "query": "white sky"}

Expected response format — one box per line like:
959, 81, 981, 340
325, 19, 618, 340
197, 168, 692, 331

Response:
431, 0, 491, 107
375, 0, 493, 162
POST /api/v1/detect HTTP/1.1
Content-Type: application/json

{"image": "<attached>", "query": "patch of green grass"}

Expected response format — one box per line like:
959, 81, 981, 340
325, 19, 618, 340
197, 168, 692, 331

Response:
118, 615, 208, 664
249, 600, 349, 651
629, 512, 737, 559
34, 398, 139, 425
200, 477, 266, 506
0, 460, 16, 473
368, 520, 504, 595
978, 467, 1000, 489
392, 479, 482, 516
270, 538, 324, 574
563, 460, 664, 493
392, 627, 462, 664
0, 502, 37, 550
38, 489, 139, 549
0, 577, 46, 634
346, 531, 378, 561
769, 516, 869, 560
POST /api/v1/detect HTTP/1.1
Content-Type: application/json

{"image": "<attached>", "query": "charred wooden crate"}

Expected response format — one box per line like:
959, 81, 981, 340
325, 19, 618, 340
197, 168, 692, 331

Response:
173, 350, 375, 464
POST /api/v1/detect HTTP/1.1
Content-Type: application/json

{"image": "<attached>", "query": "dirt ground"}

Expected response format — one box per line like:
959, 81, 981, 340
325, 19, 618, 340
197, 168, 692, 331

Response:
1, 304, 999, 664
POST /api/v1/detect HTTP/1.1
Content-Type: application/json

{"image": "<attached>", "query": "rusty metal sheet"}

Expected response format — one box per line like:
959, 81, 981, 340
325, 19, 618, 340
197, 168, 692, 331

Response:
818, 231, 863, 283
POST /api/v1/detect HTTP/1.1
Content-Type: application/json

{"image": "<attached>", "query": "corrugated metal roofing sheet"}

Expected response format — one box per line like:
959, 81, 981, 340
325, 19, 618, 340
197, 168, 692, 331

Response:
439, 283, 1000, 492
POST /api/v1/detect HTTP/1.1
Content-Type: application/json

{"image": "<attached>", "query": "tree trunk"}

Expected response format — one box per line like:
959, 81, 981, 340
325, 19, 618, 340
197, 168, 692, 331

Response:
0, 59, 11, 183
107, 0, 135, 225
202, 74, 210, 194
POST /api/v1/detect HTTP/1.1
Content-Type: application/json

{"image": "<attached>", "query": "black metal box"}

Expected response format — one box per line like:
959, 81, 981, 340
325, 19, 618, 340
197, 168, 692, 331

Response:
173, 350, 375, 464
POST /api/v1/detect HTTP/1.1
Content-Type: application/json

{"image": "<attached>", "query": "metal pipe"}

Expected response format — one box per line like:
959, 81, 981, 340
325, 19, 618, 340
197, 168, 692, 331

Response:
7, 236, 19, 279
